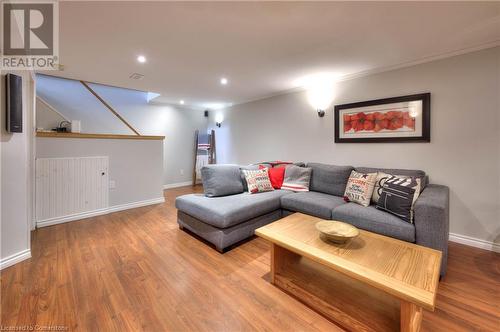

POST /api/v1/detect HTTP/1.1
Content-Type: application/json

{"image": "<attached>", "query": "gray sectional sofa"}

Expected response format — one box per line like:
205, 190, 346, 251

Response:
175, 163, 449, 276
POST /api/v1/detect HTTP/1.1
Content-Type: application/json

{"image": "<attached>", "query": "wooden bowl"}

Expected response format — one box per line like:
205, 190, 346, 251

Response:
315, 220, 359, 244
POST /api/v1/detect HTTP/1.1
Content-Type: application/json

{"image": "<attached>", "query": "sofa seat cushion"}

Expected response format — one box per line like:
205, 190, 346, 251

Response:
281, 191, 346, 219
175, 190, 292, 229
331, 203, 415, 242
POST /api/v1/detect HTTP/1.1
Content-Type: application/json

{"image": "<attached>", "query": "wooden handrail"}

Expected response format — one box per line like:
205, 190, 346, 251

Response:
80, 80, 141, 135
36, 131, 164, 140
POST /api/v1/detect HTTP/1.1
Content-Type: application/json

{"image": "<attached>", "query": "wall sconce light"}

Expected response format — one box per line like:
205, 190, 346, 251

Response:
307, 84, 334, 118
298, 73, 336, 118
215, 114, 224, 128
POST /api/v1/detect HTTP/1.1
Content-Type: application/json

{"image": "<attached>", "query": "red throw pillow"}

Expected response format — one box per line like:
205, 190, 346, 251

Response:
260, 165, 285, 189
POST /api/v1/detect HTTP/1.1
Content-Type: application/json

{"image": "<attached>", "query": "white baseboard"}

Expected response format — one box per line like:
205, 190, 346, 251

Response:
449, 233, 500, 253
37, 207, 110, 227
36, 197, 165, 228
0, 249, 31, 270
107, 197, 165, 213
163, 181, 193, 189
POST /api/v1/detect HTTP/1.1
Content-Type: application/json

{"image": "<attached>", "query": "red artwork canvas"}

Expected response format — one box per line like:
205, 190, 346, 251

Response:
334, 93, 430, 143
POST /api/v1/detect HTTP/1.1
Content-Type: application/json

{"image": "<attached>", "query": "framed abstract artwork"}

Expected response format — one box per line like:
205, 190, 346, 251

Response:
334, 93, 430, 143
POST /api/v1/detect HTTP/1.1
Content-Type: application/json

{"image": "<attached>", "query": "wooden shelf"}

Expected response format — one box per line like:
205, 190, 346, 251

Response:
36, 131, 165, 140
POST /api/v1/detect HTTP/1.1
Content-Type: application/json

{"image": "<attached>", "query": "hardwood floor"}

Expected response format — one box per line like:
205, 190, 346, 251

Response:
1, 186, 499, 331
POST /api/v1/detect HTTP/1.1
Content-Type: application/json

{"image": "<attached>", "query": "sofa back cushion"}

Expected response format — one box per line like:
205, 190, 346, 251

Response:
201, 165, 244, 197
307, 163, 354, 196
355, 167, 427, 190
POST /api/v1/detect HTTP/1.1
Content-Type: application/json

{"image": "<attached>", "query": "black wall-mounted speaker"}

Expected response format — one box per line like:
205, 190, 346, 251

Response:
204, 110, 209, 117
6, 73, 23, 133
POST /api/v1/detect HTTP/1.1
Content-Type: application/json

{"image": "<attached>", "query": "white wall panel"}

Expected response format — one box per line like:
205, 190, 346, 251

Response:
36, 157, 109, 222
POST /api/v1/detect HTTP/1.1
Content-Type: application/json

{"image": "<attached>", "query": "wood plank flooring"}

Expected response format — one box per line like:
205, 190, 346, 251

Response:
1, 186, 499, 331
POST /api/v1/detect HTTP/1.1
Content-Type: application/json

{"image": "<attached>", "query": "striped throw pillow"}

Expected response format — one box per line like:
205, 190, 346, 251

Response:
281, 166, 312, 192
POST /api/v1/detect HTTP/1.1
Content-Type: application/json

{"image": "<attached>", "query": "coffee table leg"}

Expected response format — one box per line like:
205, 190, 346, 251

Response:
271, 244, 299, 284
400, 301, 423, 332
271, 244, 282, 284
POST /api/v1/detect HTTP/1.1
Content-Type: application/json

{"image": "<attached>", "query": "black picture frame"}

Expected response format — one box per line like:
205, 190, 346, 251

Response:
334, 93, 430, 143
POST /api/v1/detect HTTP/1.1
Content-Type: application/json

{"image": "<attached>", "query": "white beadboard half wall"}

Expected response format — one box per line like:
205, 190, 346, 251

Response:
36, 157, 109, 224
35, 137, 165, 227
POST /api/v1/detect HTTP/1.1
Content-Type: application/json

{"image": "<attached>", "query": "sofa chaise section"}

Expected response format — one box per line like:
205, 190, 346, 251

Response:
178, 210, 282, 252
176, 190, 292, 251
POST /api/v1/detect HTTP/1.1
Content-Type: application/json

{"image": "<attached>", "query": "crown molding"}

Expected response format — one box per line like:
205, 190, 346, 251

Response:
228, 40, 500, 109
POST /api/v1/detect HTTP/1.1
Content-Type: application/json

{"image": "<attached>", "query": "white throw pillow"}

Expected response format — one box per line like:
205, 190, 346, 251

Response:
343, 171, 378, 207
242, 169, 274, 194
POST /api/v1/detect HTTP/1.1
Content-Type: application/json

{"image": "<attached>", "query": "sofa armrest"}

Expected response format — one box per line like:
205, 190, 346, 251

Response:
414, 184, 450, 276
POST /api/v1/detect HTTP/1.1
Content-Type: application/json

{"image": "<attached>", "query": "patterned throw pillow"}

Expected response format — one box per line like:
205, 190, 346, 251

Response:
372, 172, 423, 203
376, 175, 421, 223
242, 169, 274, 194
281, 165, 312, 192
343, 171, 377, 207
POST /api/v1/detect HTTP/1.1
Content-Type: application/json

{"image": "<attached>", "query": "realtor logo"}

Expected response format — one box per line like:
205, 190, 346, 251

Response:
1, 0, 59, 70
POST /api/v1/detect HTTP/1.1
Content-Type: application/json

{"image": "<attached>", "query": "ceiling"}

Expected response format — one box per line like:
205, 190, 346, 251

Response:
45, 1, 500, 109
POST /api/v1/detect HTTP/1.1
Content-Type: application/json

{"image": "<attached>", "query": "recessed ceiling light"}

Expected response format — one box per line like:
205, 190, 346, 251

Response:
179, 100, 185, 105
137, 55, 146, 63
220, 77, 228, 85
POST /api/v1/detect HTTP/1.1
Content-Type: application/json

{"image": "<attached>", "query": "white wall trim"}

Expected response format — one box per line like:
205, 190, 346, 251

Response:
449, 233, 500, 253
36, 197, 165, 228
163, 181, 193, 189
107, 197, 165, 213
0, 249, 31, 270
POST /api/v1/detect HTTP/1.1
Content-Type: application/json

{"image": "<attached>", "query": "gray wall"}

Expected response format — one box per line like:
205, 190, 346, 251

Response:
1, 71, 34, 266
211, 47, 500, 245
36, 75, 135, 135
36, 138, 164, 207
157, 106, 208, 185
36, 98, 67, 130
35, 75, 208, 186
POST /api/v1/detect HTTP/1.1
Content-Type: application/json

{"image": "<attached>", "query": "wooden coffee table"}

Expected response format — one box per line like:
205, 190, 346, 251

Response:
255, 213, 442, 332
